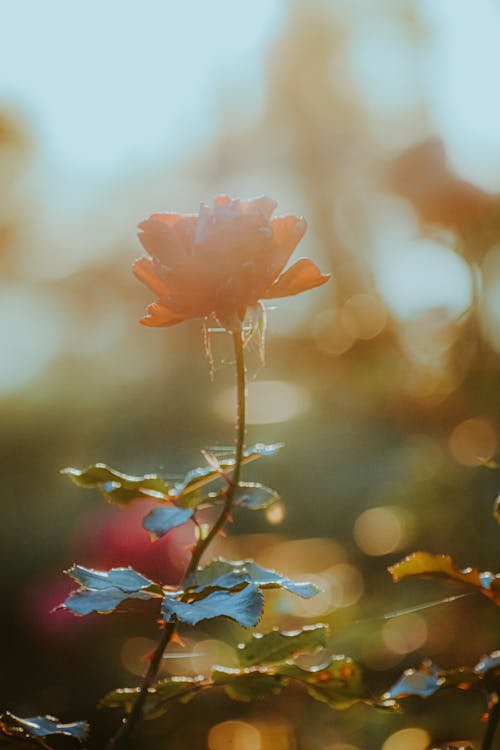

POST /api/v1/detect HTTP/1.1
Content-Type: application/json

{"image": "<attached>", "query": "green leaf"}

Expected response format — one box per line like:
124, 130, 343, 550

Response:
0, 712, 88, 743
173, 443, 284, 508
100, 676, 204, 719
237, 624, 329, 667
67, 565, 155, 592
388, 552, 500, 605
186, 559, 319, 599
475, 650, 500, 675
162, 584, 264, 627
143, 506, 193, 539
62, 443, 283, 509
278, 656, 369, 709
381, 659, 481, 705
60, 565, 158, 616
234, 483, 281, 510
61, 464, 170, 506
382, 661, 445, 702
212, 667, 285, 702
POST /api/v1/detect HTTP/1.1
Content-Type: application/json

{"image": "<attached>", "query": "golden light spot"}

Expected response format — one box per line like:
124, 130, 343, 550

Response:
353, 506, 406, 556
340, 293, 387, 340
265, 502, 285, 525
312, 309, 355, 355
214, 380, 311, 425
189, 639, 237, 674
327, 563, 364, 608
259, 538, 346, 576
251, 720, 295, 750
120, 637, 156, 676
382, 614, 428, 655
208, 720, 261, 750
449, 418, 497, 466
382, 728, 430, 750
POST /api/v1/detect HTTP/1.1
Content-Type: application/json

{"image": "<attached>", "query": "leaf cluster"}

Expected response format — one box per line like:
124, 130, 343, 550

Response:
100, 623, 372, 719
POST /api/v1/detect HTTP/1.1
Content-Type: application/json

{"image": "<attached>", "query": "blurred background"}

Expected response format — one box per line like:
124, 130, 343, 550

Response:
2, 1, 500, 748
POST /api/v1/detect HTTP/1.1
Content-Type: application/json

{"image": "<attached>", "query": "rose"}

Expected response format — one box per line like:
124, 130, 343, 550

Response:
133, 195, 329, 330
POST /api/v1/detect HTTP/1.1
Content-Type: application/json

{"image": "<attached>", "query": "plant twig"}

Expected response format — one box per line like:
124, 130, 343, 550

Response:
105, 329, 246, 749
482, 699, 500, 750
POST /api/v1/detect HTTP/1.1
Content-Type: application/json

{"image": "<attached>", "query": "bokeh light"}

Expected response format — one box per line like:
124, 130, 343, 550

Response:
312, 308, 356, 356
214, 381, 311, 424
340, 293, 388, 340
189, 639, 237, 675
382, 728, 430, 750
381, 613, 428, 655
265, 502, 286, 525
208, 720, 261, 750
449, 417, 497, 466
120, 636, 156, 677
353, 506, 409, 556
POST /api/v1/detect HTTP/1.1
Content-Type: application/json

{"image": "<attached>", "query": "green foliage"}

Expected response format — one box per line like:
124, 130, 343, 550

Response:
161, 584, 264, 628
100, 677, 204, 720
233, 482, 280, 510
143, 506, 193, 539
382, 652, 500, 705
61, 443, 283, 508
60, 565, 159, 616
61, 464, 169, 506
185, 559, 319, 598
102, 628, 368, 718
237, 624, 329, 667
212, 667, 286, 702
278, 657, 370, 709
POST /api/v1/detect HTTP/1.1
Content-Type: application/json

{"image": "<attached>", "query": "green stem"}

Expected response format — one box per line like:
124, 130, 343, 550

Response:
482, 699, 500, 750
105, 329, 246, 750
104, 622, 175, 750
187, 330, 246, 574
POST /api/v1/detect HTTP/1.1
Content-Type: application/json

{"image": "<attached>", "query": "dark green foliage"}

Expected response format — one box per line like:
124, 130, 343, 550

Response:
161, 584, 264, 627
212, 667, 286, 702
61, 443, 283, 508
382, 652, 500, 704
185, 559, 319, 598
60, 565, 159, 616
237, 624, 329, 667
142, 506, 193, 539
233, 482, 281, 510
278, 656, 370, 709
100, 677, 204, 720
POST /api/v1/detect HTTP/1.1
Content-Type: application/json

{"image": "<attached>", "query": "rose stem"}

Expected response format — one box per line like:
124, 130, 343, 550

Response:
105, 328, 246, 750
482, 700, 500, 750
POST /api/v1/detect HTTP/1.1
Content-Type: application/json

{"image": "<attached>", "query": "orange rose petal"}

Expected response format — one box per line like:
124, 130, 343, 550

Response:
138, 217, 185, 265
140, 302, 186, 327
243, 195, 277, 219
272, 215, 307, 247
132, 258, 171, 297
148, 212, 184, 227
263, 257, 330, 299
269, 216, 307, 275
214, 195, 231, 207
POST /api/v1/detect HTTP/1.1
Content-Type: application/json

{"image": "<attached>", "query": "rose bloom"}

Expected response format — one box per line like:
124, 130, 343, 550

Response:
133, 195, 329, 329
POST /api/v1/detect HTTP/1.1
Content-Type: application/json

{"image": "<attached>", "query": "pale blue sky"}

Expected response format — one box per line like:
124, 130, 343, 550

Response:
0, 0, 283, 173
